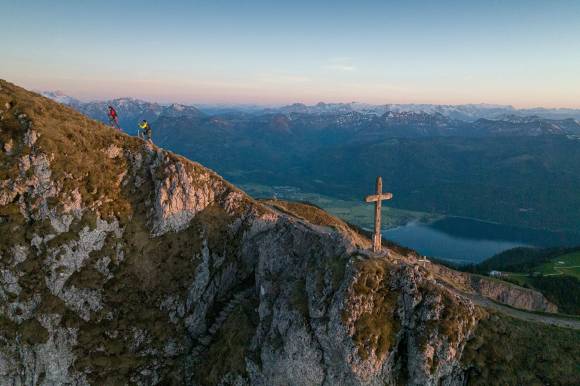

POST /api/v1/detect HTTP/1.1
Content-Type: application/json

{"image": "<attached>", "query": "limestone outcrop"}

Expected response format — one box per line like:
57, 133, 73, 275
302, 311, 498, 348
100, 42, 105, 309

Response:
429, 264, 557, 313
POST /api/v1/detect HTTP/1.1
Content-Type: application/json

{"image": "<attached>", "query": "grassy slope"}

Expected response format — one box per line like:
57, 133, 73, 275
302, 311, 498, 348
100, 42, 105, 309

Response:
463, 313, 580, 385
535, 251, 580, 279
476, 246, 578, 273
466, 247, 580, 315
0, 80, 259, 383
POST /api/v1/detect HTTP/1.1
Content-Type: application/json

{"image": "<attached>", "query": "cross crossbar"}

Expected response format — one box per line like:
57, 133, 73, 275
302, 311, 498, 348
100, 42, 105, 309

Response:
365, 193, 393, 203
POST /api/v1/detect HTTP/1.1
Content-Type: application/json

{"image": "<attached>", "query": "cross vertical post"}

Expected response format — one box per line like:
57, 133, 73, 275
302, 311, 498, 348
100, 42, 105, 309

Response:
365, 176, 393, 253
373, 177, 383, 251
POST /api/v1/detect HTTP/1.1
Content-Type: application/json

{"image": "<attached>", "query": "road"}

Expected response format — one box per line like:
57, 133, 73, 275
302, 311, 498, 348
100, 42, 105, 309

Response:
458, 289, 580, 330
428, 262, 580, 330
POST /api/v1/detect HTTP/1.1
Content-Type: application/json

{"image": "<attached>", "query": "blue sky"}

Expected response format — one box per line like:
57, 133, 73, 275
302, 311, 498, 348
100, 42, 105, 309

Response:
2, 0, 580, 106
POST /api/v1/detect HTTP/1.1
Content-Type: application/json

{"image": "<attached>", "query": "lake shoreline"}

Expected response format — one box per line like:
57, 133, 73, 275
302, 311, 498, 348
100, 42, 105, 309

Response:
383, 216, 580, 264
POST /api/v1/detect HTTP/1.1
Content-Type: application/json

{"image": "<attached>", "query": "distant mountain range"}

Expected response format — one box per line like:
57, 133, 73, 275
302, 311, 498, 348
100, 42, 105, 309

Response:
41, 90, 580, 232
40, 91, 204, 135
40, 90, 580, 138
41, 90, 580, 121
269, 101, 580, 121
40, 90, 81, 106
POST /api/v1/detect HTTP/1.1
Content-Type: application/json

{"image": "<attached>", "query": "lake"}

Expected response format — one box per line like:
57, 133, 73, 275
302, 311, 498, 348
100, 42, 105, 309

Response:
383, 217, 580, 264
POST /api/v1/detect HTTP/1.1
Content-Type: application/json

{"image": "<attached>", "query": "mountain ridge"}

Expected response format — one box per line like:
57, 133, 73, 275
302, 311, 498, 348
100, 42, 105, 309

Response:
2, 80, 578, 385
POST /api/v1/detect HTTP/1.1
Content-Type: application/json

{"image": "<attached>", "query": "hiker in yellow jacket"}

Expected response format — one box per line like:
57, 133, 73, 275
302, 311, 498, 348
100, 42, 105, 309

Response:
138, 120, 152, 143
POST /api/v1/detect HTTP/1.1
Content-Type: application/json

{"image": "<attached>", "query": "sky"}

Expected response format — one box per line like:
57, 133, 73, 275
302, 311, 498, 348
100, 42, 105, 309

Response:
2, 0, 580, 107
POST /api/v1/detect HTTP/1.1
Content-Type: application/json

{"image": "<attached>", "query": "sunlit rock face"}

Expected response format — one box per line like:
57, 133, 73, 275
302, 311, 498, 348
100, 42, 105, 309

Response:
0, 80, 522, 386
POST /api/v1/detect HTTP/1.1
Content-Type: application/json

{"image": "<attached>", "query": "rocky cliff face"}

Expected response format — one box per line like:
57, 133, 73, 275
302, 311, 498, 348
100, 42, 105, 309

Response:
428, 264, 557, 313
468, 275, 557, 313
0, 80, 571, 385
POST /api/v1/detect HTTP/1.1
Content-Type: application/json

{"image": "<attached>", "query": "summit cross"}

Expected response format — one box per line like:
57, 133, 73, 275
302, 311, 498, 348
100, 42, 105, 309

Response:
365, 176, 393, 253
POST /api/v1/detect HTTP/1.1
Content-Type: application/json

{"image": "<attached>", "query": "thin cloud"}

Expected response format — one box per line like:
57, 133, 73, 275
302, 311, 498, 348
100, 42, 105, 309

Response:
324, 64, 356, 71
323, 58, 356, 72
257, 73, 312, 84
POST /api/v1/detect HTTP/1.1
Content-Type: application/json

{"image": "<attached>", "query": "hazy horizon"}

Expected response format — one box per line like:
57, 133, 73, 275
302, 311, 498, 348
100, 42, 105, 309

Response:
35, 88, 580, 111
4, 0, 580, 108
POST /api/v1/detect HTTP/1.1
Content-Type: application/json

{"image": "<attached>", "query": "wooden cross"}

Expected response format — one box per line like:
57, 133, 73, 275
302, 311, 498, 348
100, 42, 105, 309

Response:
418, 256, 430, 267
365, 176, 393, 253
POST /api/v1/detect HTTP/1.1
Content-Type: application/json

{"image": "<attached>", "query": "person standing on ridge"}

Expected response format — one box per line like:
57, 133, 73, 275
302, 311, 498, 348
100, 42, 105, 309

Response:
139, 120, 152, 143
107, 106, 121, 130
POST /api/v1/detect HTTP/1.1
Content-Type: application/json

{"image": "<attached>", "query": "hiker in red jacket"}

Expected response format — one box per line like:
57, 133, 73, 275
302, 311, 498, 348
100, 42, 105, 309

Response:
107, 105, 121, 130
